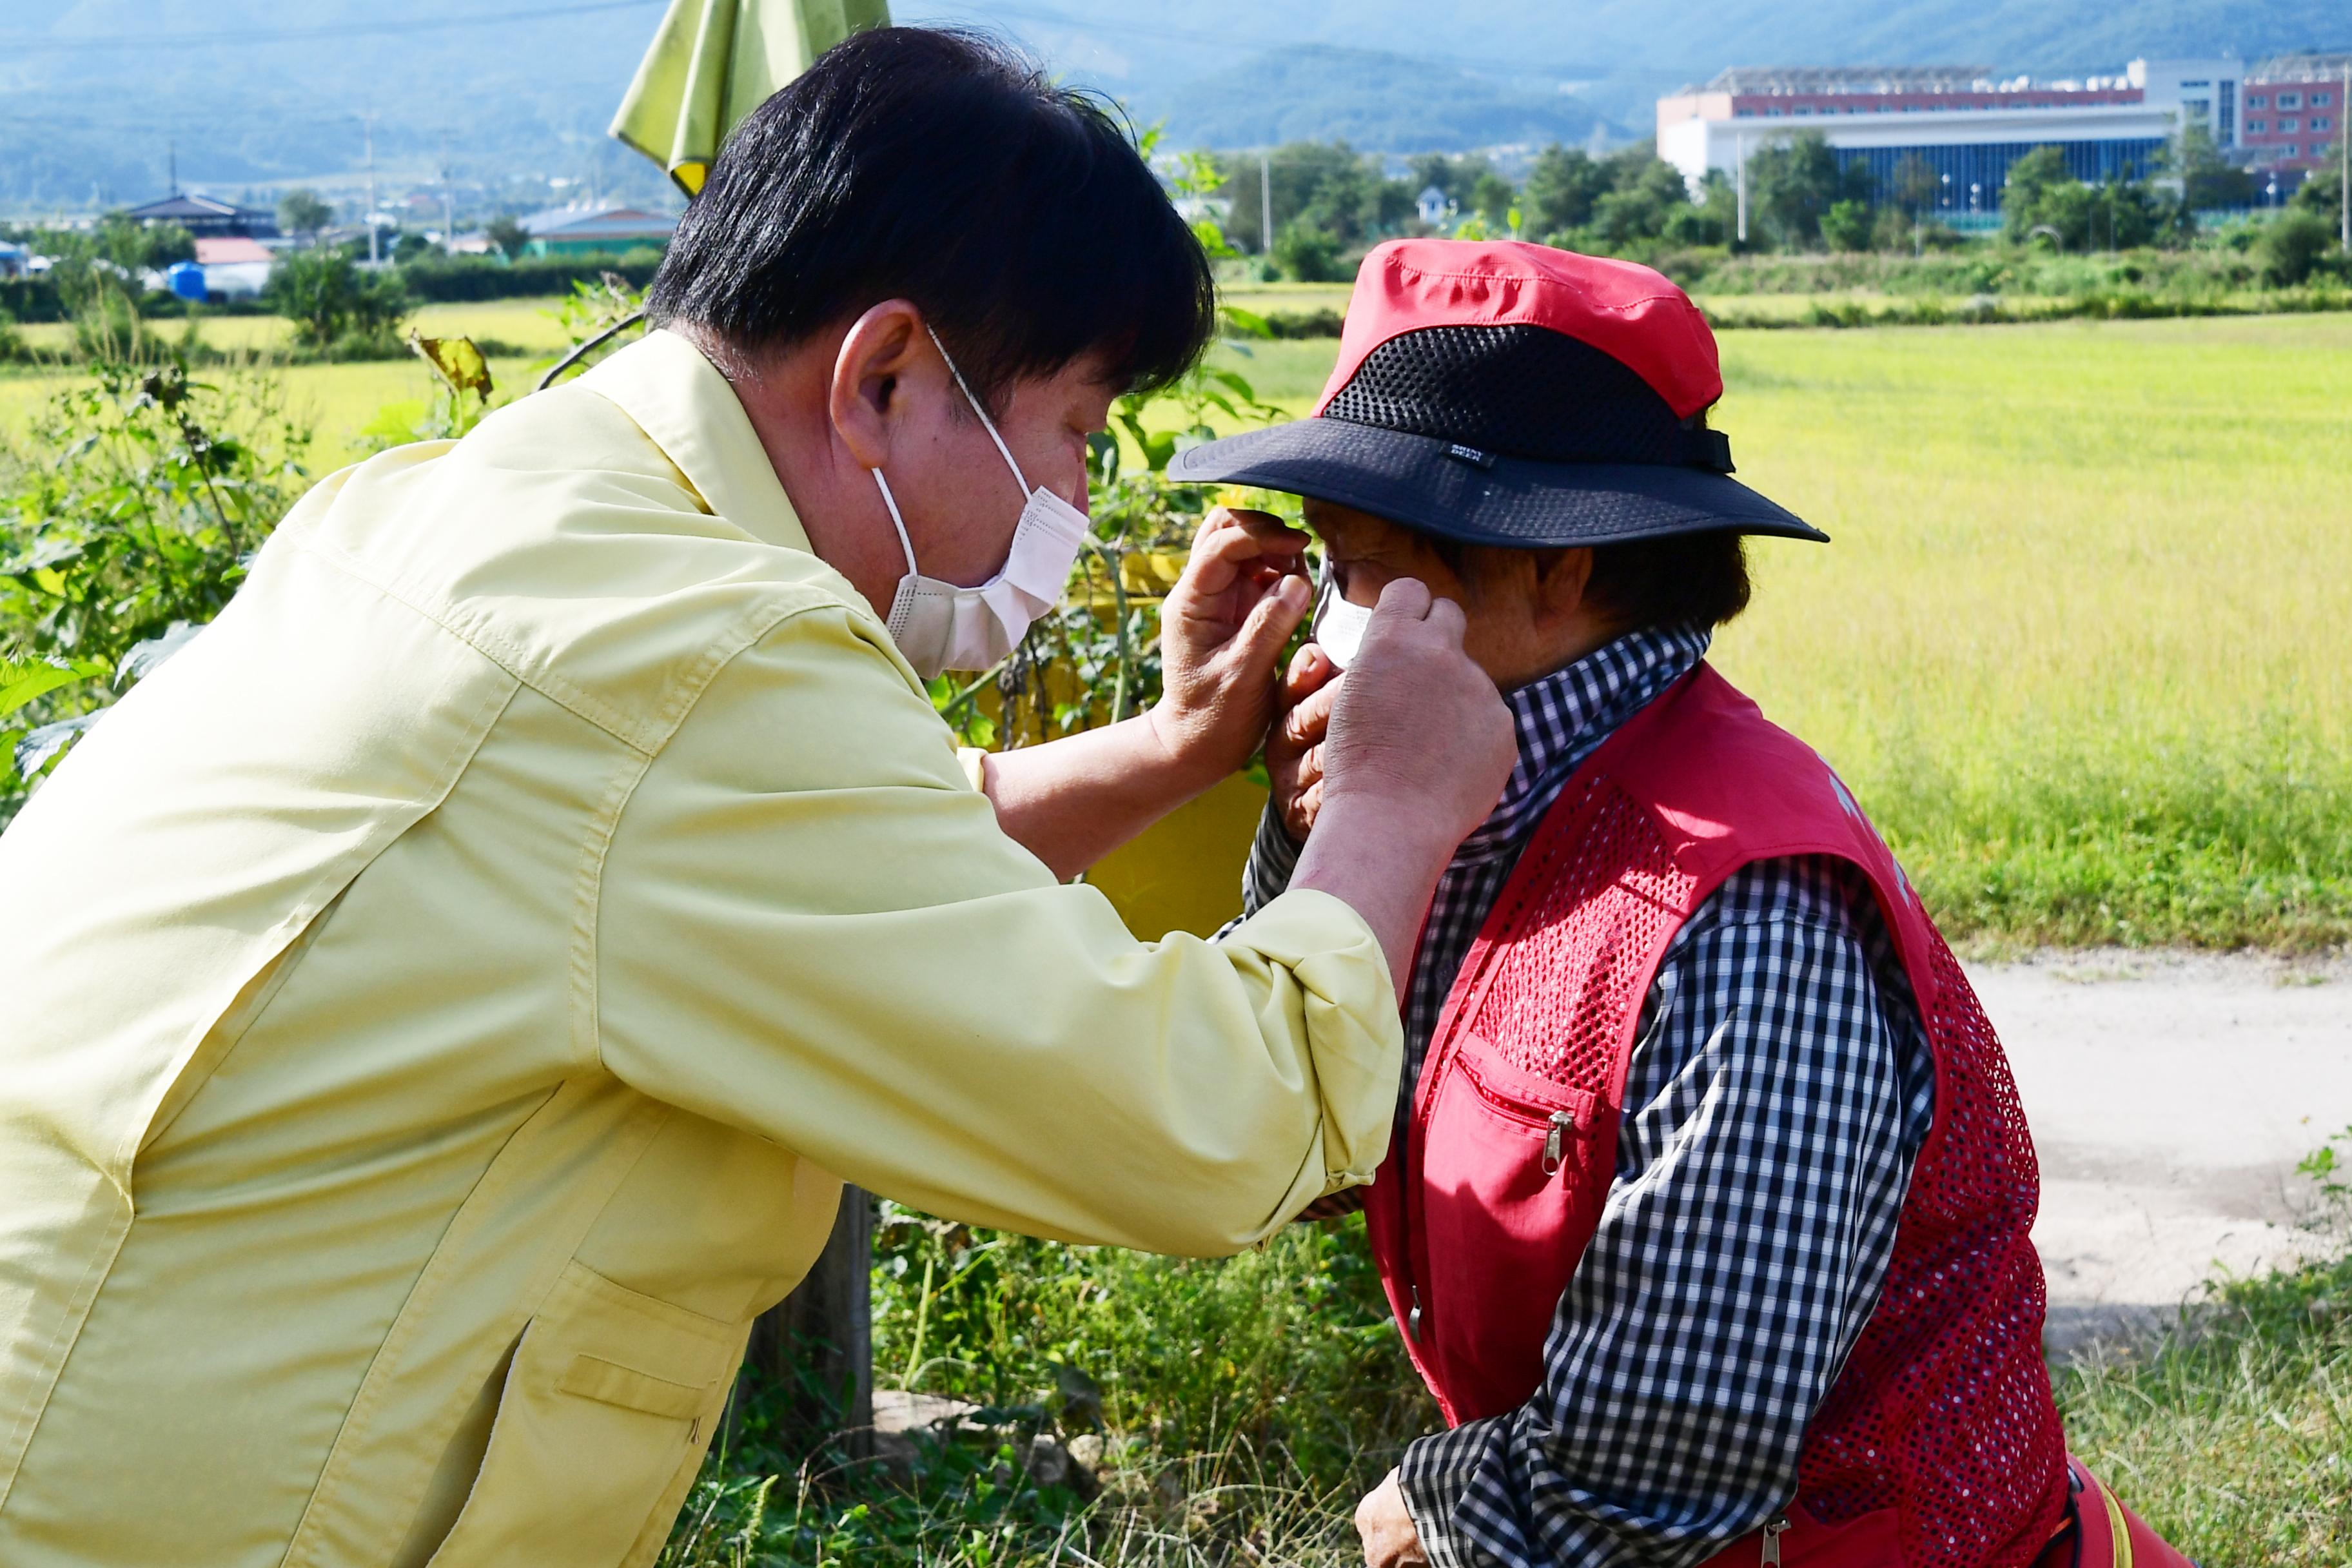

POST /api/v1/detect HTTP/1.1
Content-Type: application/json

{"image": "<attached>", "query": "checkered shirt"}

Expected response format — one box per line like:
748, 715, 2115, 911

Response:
1238, 627, 1937, 1568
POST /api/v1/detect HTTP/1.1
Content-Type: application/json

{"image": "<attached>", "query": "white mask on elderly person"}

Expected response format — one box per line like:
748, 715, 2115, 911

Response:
871, 326, 1092, 679
1310, 565, 1375, 671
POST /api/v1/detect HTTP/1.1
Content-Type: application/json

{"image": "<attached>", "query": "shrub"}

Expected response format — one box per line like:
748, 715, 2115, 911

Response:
2259, 211, 2338, 288
1272, 222, 1345, 282
0, 362, 312, 810
1821, 199, 1874, 253
265, 250, 409, 351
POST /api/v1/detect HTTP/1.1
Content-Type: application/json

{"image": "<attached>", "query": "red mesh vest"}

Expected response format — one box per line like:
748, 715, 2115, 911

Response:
1362, 663, 2072, 1567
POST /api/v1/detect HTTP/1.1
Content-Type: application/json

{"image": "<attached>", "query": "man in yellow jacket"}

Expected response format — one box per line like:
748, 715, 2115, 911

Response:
0, 29, 1516, 1568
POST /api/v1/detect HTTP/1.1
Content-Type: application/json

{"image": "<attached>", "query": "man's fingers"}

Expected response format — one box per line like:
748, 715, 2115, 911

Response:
1281, 642, 1338, 705
1189, 507, 1309, 588
1372, 575, 1434, 622
1422, 594, 1469, 644
1230, 572, 1311, 667
1280, 682, 1338, 749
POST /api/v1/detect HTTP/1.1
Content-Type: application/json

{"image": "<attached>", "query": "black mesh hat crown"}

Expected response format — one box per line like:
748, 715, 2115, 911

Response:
1320, 324, 1734, 473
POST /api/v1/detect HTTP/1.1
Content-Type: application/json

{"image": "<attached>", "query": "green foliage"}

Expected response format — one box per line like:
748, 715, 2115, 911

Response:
2000, 146, 2171, 251
1748, 131, 1870, 250
1220, 141, 1402, 256
277, 188, 334, 238
1819, 199, 1874, 253
2260, 210, 2342, 286
266, 248, 409, 354
0, 361, 311, 804
2053, 1174, 2351, 1563
1272, 222, 1345, 282
484, 214, 530, 262
2164, 118, 2256, 211
2289, 149, 2344, 225
395, 250, 663, 303
869, 1208, 1422, 1488
1522, 146, 1611, 236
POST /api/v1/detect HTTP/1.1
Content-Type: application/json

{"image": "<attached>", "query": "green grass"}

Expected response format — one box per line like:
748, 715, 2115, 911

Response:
2053, 1219, 2352, 1563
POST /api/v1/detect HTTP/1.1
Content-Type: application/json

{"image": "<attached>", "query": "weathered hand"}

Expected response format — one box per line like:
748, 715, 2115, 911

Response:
1267, 643, 1341, 842
1355, 1469, 1428, 1568
1319, 578, 1515, 852
1146, 507, 1312, 789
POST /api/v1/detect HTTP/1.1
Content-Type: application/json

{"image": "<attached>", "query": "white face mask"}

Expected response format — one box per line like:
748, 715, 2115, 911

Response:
1311, 565, 1375, 671
872, 327, 1092, 680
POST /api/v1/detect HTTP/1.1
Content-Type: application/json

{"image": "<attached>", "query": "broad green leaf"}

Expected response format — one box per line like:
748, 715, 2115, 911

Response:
0, 656, 103, 719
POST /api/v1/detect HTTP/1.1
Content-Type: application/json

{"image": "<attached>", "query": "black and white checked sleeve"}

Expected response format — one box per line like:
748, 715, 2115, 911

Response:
1395, 858, 1936, 1568
1238, 798, 1302, 919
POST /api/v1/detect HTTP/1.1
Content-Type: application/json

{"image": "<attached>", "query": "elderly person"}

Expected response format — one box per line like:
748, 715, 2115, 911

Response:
0, 36, 1516, 1568
1175, 240, 2187, 1568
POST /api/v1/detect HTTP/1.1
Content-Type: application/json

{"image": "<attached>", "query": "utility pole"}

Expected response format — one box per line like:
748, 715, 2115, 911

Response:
1734, 132, 1748, 245
167, 139, 178, 197
1260, 151, 1273, 255
2341, 64, 2349, 255
440, 133, 455, 253
362, 112, 379, 266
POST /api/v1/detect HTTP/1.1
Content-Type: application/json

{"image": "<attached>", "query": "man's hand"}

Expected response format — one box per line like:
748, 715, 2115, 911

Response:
1288, 578, 1514, 998
1356, 1469, 1429, 1568
1146, 507, 1311, 789
1266, 643, 1340, 842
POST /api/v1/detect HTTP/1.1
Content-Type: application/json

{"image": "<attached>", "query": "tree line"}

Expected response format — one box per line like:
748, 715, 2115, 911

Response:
1208, 125, 2347, 282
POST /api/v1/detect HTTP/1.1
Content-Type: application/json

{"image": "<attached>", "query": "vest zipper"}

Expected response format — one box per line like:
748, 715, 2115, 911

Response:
1542, 1110, 1574, 1175
1759, 1514, 1790, 1565
1407, 1285, 1423, 1340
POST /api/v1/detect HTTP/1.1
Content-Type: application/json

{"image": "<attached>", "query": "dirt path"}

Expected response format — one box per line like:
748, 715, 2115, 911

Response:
1965, 950, 2352, 1351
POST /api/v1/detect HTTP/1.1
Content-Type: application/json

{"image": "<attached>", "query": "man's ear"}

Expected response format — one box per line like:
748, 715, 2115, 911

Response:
1530, 546, 1599, 635
828, 299, 928, 471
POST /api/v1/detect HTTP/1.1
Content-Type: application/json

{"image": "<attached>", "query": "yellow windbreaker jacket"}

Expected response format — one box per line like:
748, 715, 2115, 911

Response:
0, 331, 1401, 1567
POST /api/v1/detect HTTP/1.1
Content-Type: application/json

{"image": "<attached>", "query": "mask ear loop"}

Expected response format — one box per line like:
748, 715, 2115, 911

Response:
871, 469, 919, 576
925, 323, 1031, 496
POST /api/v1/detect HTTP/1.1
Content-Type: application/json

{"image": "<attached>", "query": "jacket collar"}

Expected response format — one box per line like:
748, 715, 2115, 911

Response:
578, 328, 814, 557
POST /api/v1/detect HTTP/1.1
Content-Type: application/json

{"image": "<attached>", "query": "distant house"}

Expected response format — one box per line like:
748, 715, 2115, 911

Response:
193, 235, 275, 300
518, 204, 677, 258
124, 192, 280, 239
1416, 185, 1451, 225
0, 240, 28, 279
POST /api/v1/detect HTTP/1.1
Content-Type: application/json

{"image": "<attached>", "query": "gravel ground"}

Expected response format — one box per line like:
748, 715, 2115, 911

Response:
1965, 950, 2352, 1351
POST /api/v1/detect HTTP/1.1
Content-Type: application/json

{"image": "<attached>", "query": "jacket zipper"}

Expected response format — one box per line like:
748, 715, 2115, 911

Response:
1407, 1284, 1423, 1340
1760, 1514, 1790, 1565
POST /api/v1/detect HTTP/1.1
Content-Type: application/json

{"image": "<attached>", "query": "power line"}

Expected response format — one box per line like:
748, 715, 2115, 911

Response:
0, 0, 663, 53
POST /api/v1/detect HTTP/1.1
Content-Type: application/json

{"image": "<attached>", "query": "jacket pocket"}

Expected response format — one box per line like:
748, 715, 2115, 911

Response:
424, 1260, 748, 1568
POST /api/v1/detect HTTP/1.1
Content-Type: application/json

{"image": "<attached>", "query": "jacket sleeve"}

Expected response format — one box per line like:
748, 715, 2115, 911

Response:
593, 602, 1402, 1256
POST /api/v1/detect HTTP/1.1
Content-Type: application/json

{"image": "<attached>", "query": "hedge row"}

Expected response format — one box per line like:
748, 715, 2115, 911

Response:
395, 253, 662, 302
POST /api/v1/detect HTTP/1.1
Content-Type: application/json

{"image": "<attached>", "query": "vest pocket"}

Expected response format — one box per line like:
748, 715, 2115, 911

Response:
1415, 1031, 1602, 1420
423, 1260, 747, 1568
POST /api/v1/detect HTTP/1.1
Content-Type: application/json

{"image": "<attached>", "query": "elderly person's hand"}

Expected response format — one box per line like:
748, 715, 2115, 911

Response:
1146, 506, 1312, 787
1355, 1469, 1429, 1568
1266, 642, 1340, 842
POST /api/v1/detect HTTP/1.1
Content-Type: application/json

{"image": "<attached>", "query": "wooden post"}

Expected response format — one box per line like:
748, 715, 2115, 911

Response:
747, 1184, 874, 1459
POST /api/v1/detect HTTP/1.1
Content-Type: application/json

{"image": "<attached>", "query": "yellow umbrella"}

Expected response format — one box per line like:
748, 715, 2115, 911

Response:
609, 0, 891, 197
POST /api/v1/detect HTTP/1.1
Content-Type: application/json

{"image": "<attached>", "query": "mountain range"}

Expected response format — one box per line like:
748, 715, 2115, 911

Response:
0, 1, 2342, 214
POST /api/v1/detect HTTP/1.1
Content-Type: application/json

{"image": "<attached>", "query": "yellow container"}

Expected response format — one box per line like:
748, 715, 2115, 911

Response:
1086, 773, 1269, 939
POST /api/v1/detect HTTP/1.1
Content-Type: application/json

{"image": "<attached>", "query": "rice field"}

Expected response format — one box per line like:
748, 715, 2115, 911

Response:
5, 308, 2346, 948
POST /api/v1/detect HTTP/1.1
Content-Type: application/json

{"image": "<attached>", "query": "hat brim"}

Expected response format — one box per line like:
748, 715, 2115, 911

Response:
1166, 418, 1827, 548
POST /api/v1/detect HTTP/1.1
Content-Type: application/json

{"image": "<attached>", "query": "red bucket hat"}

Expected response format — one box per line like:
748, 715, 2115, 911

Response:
1170, 239, 1825, 548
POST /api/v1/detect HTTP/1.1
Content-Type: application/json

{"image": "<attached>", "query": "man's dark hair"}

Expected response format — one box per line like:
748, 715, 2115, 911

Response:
1584, 528, 1752, 633
647, 27, 1215, 411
